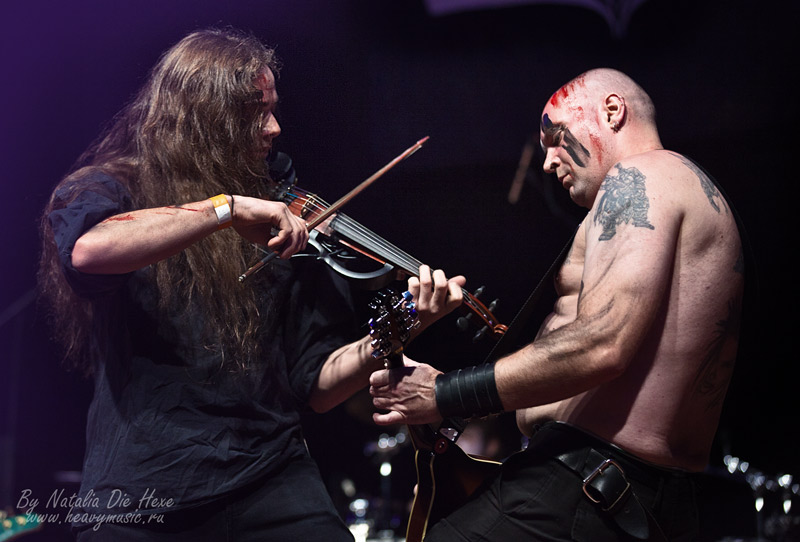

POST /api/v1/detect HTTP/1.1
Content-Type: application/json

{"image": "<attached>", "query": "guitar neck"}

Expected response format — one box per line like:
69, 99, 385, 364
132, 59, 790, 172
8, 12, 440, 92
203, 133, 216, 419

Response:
385, 350, 405, 370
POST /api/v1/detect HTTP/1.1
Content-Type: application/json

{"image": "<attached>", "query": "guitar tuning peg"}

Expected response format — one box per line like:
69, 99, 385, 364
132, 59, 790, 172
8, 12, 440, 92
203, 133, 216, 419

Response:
371, 342, 390, 358
402, 290, 414, 301
473, 326, 488, 342
473, 286, 485, 298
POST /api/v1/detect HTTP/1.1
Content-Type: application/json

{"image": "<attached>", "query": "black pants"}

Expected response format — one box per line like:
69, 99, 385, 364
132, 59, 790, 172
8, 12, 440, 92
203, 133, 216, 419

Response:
74, 454, 353, 542
426, 422, 699, 541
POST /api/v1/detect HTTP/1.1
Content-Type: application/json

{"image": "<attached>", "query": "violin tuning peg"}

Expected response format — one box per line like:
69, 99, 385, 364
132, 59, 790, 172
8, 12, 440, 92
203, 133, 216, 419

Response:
488, 299, 498, 312
473, 286, 485, 298
473, 326, 488, 342
456, 313, 472, 331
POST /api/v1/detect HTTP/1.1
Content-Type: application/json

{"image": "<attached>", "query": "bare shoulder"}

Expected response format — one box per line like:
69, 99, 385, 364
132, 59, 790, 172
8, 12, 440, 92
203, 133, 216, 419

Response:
608, 150, 730, 212
588, 152, 665, 243
595, 150, 734, 229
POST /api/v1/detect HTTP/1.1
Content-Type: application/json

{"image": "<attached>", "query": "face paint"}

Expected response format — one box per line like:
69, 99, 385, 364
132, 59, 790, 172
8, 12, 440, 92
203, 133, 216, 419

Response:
562, 129, 591, 168
540, 113, 561, 146
540, 113, 591, 168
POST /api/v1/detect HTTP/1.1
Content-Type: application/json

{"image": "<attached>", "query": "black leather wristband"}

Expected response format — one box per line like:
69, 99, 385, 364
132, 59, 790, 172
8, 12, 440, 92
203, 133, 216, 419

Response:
435, 364, 504, 419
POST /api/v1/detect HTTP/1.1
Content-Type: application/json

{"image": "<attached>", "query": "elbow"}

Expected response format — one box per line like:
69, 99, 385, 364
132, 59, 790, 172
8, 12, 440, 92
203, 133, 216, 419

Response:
307, 400, 329, 414
307, 391, 336, 414
593, 342, 631, 381
72, 233, 136, 274
71, 236, 100, 273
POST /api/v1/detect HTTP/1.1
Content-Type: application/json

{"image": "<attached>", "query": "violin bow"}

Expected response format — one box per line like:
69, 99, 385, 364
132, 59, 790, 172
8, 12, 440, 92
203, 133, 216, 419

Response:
239, 136, 429, 282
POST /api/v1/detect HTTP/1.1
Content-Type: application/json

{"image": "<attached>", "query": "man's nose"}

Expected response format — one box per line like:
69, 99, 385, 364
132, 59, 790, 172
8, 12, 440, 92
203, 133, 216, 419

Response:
263, 115, 281, 139
542, 147, 560, 174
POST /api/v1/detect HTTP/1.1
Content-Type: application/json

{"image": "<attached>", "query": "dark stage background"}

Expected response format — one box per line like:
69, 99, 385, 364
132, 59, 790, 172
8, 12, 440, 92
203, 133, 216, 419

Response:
1, 1, 796, 540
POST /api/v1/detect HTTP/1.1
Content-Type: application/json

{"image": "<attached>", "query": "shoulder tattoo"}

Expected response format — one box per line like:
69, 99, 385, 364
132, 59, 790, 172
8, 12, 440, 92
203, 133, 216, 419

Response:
670, 152, 729, 214
592, 164, 655, 241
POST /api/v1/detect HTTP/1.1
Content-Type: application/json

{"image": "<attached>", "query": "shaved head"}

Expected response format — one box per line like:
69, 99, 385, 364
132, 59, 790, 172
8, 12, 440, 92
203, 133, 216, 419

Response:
539, 68, 663, 208
548, 68, 656, 128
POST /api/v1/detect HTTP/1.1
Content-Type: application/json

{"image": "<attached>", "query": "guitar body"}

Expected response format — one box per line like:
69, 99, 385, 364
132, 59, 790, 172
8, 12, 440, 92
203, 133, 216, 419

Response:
405, 426, 501, 542
367, 289, 502, 542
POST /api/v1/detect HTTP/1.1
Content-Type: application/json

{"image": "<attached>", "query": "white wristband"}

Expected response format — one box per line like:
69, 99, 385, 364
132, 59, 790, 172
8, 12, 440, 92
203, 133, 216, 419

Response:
210, 194, 232, 229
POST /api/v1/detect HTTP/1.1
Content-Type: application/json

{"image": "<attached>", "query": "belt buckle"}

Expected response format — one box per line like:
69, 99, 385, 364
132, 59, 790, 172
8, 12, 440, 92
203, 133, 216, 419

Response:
582, 458, 630, 511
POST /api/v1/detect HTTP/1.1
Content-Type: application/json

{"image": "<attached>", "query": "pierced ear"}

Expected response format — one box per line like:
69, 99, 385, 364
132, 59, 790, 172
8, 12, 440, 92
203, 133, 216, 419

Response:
604, 94, 626, 131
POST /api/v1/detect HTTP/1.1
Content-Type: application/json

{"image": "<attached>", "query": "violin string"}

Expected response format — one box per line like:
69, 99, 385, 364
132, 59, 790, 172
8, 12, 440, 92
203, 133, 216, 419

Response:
286, 188, 423, 275
284, 188, 489, 320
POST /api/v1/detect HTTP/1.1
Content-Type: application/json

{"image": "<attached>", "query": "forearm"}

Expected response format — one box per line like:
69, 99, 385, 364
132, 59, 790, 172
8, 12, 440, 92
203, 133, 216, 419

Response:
494, 315, 625, 412
72, 198, 224, 274
308, 336, 384, 413
435, 310, 629, 420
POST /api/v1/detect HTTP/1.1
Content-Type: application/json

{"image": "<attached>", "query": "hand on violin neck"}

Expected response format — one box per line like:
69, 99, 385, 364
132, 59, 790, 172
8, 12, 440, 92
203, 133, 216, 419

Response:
229, 195, 309, 259
407, 265, 466, 338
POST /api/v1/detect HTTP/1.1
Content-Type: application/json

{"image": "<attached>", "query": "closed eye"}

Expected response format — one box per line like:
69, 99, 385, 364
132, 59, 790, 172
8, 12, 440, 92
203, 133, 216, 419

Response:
540, 114, 566, 148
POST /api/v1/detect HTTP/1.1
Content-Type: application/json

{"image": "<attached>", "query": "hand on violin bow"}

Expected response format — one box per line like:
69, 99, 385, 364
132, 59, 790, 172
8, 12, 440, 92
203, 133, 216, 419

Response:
370, 358, 443, 426
231, 195, 308, 259
408, 264, 466, 338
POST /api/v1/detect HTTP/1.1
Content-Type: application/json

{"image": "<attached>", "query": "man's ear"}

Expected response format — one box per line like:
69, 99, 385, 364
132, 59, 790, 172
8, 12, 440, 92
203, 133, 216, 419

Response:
604, 93, 626, 131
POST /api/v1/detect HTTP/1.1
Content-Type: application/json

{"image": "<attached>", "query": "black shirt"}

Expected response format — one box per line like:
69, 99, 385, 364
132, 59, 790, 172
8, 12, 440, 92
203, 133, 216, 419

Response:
48, 172, 359, 523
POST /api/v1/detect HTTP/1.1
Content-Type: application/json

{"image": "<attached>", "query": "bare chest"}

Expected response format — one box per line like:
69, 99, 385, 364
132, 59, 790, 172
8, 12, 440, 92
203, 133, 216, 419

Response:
554, 229, 586, 299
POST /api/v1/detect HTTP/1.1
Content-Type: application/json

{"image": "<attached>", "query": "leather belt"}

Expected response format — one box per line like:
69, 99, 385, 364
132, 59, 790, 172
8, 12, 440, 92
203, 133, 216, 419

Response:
529, 422, 668, 540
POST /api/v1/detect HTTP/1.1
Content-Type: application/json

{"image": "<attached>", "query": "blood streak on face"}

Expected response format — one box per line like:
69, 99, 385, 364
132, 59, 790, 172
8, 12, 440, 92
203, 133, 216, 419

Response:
548, 75, 586, 108
587, 133, 603, 164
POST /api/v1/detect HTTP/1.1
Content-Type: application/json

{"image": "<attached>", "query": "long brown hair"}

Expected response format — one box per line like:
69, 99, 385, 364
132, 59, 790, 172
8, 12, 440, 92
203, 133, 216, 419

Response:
39, 28, 281, 372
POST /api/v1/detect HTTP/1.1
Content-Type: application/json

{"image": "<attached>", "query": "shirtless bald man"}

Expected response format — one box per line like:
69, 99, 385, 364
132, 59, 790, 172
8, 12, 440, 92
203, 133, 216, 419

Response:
369, 68, 744, 541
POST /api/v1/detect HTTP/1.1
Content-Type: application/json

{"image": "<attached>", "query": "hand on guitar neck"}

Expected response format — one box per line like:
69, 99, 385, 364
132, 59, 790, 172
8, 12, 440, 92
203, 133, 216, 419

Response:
367, 287, 502, 542
368, 287, 445, 427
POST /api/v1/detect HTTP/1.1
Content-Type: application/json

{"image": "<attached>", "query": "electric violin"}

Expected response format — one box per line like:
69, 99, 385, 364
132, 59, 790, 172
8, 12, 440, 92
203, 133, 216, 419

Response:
243, 146, 507, 341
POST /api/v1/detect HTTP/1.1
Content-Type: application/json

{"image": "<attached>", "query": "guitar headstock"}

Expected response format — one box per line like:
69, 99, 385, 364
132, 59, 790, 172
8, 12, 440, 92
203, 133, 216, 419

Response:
368, 288, 420, 369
